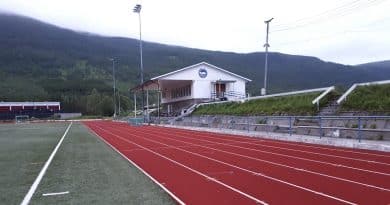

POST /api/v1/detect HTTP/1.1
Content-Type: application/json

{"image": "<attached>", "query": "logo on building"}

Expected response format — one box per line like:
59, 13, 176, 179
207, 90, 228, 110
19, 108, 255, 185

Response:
198, 68, 208, 78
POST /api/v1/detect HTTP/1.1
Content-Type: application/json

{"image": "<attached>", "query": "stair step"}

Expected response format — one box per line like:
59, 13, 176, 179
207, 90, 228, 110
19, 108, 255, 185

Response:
319, 99, 340, 116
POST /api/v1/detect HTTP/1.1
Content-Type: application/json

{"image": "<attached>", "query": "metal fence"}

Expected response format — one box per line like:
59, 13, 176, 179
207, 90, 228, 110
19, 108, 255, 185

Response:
161, 115, 390, 142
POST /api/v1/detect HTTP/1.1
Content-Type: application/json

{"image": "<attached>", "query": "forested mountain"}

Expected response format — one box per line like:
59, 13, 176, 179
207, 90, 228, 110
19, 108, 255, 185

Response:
0, 13, 389, 115
359, 60, 390, 68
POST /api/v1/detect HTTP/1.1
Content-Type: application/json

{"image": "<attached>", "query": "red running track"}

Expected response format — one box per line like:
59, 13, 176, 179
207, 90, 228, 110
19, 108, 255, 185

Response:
84, 121, 390, 205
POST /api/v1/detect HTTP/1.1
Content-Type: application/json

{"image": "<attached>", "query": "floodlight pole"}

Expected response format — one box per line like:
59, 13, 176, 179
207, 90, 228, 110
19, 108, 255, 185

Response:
118, 94, 121, 115
109, 58, 116, 117
133, 4, 145, 123
134, 93, 137, 118
263, 18, 273, 96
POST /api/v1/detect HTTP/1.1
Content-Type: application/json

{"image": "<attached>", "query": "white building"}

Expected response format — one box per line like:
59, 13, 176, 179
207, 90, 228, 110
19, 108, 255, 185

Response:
132, 62, 251, 115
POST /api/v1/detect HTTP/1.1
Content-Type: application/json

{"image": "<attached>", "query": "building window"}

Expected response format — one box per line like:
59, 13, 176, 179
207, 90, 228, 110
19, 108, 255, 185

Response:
169, 84, 191, 99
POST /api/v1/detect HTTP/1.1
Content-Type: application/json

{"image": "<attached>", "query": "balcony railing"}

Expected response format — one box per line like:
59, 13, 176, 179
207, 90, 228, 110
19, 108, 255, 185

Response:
211, 91, 246, 100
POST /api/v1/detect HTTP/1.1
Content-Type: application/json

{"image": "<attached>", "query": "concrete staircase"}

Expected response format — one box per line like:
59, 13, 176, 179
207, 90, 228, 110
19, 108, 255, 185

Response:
171, 104, 198, 123
319, 100, 340, 116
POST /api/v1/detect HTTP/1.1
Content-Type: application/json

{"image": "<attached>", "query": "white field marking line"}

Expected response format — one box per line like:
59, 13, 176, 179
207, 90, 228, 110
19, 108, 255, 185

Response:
20, 122, 72, 205
109, 127, 356, 205
42, 191, 69, 196
157, 127, 390, 164
162, 127, 390, 158
84, 125, 186, 205
93, 125, 268, 205
141, 130, 390, 192
156, 128, 390, 166
145, 128, 390, 176
29, 162, 44, 165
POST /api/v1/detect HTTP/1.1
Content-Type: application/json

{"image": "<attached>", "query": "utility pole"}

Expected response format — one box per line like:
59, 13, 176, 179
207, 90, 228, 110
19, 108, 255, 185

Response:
109, 58, 116, 117
118, 93, 121, 115
263, 18, 273, 96
133, 4, 145, 122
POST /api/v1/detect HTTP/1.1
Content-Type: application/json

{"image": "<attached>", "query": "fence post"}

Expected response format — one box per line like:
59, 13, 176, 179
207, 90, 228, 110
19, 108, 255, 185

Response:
289, 116, 292, 136
358, 117, 362, 142
319, 116, 322, 138
247, 116, 250, 132
231, 116, 234, 130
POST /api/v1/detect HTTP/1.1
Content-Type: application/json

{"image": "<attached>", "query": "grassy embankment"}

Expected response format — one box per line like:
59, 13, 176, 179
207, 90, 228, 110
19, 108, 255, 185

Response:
193, 91, 338, 116
341, 84, 390, 113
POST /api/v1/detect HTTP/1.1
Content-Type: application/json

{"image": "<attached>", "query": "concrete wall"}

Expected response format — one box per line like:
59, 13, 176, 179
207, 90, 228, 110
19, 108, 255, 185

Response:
59, 113, 82, 119
171, 115, 390, 141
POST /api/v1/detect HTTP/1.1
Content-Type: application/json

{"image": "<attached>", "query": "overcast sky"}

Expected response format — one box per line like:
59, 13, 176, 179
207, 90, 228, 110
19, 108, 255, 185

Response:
1, 0, 390, 65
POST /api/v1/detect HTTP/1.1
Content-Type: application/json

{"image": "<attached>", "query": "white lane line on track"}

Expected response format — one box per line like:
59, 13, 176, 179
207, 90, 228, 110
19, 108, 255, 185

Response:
105, 125, 356, 205
207, 171, 234, 176
85, 125, 187, 205
42, 191, 69, 196
20, 122, 72, 205
155, 127, 390, 166
145, 127, 390, 176
159, 128, 390, 166
140, 129, 390, 192
255, 138, 390, 158
227, 141, 390, 166
167, 127, 390, 159
92, 125, 268, 205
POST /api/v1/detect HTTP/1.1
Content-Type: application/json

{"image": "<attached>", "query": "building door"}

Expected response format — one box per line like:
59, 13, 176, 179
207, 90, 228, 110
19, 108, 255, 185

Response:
215, 83, 226, 98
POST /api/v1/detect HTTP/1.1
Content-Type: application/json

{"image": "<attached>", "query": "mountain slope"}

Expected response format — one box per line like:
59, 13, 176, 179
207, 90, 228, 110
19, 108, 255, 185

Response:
0, 13, 389, 114
359, 60, 390, 68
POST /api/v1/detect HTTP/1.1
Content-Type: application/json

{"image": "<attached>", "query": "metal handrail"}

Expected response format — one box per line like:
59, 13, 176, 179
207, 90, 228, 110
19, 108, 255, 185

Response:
312, 86, 335, 105
211, 91, 246, 99
247, 86, 331, 101
337, 79, 390, 104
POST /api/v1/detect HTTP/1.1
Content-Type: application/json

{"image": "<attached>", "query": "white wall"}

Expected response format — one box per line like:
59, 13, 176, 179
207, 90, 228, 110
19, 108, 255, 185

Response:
162, 64, 244, 82
193, 81, 211, 99
159, 63, 249, 103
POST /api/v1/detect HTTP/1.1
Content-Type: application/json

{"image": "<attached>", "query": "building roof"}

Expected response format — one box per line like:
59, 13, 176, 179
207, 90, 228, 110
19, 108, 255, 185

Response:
0, 102, 60, 107
130, 79, 159, 92
131, 62, 252, 92
151, 62, 252, 82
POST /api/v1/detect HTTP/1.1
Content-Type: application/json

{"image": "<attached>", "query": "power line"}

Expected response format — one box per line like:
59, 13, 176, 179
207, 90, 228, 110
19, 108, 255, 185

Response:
272, 0, 386, 33
275, 26, 390, 48
273, 0, 361, 28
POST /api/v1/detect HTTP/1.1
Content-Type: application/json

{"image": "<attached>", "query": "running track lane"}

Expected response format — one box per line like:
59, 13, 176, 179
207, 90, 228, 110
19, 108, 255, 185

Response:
142, 125, 390, 188
105, 122, 390, 204
161, 126, 390, 162
86, 122, 349, 204
147, 126, 390, 174
87, 123, 258, 204
84, 121, 390, 204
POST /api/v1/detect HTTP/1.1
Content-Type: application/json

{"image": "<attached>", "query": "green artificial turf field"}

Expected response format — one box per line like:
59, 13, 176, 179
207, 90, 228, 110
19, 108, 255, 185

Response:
0, 122, 174, 205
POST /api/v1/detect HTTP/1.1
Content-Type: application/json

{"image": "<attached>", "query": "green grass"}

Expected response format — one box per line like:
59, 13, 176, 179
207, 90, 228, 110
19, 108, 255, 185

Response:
193, 92, 327, 116
341, 84, 390, 113
0, 122, 68, 205
0, 122, 174, 205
